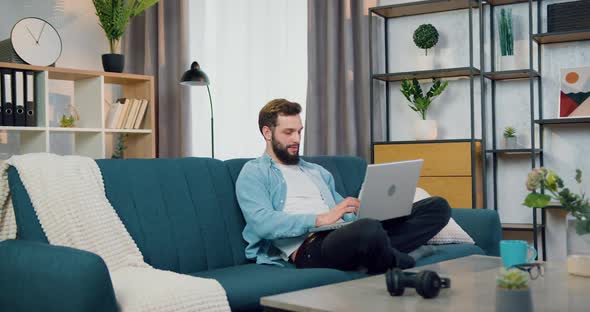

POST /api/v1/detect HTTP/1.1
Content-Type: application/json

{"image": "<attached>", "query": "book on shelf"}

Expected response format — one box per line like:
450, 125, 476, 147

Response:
124, 98, 141, 129
106, 97, 149, 130
134, 99, 149, 129
115, 98, 132, 129
105, 98, 122, 129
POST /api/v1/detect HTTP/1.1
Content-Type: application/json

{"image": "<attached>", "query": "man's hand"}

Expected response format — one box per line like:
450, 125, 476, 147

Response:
315, 197, 360, 227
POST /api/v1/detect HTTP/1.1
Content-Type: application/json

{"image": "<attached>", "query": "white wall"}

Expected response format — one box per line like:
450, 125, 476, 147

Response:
187, 0, 308, 159
377, 0, 590, 259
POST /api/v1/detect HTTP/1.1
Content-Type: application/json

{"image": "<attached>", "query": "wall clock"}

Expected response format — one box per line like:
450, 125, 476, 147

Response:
11, 17, 62, 66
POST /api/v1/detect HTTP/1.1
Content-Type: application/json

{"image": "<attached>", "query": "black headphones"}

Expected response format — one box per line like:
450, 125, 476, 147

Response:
385, 268, 451, 299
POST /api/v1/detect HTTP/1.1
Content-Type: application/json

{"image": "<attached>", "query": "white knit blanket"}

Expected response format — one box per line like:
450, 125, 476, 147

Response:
0, 153, 230, 312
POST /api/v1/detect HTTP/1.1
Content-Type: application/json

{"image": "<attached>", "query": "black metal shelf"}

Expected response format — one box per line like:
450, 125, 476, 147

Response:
486, 148, 542, 154
370, 0, 478, 18
369, 0, 534, 19
535, 118, 590, 125
373, 67, 481, 82
483, 69, 540, 81
487, 0, 531, 6
486, 0, 546, 260
502, 223, 546, 232
533, 29, 590, 44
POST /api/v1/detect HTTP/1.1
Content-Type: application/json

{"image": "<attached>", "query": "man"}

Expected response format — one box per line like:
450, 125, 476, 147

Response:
236, 99, 450, 274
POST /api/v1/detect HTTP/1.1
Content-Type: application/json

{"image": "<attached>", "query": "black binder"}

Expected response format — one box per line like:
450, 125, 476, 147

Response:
1, 69, 14, 126
24, 71, 36, 127
13, 70, 26, 127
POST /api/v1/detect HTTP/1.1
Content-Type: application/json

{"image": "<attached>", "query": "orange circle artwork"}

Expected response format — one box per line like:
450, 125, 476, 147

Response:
565, 72, 579, 84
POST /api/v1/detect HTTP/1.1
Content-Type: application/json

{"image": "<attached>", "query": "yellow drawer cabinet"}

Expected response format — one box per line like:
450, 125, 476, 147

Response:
373, 140, 483, 208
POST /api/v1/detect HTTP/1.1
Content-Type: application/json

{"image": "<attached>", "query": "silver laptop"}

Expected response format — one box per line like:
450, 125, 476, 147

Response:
309, 159, 423, 233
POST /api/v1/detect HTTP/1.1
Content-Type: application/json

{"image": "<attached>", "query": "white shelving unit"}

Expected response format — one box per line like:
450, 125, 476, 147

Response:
0, 62, 156, 159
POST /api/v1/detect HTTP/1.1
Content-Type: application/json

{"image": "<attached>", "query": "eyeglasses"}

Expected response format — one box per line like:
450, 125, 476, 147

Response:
510, 263, 544, 280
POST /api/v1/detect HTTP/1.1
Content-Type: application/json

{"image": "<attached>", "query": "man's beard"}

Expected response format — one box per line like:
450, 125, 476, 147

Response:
271, 133, 300, 165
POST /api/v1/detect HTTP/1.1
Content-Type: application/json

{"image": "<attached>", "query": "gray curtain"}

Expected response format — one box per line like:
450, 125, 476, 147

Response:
123, 0, 191, 158
304, 0, 374, 160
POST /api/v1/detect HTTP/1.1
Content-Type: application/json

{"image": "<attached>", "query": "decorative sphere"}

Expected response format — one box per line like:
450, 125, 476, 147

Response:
413, 24, 439, 50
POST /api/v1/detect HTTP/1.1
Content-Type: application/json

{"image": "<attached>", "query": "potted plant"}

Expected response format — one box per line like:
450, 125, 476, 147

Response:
524, 168, 590, 276
497, 8, 514, 70
413, 24, 439, 56
93, 0, 159, 72
59, 104, 80, 128
413, 24, 439, 70
497, 8, 527, 70
503, 126, 517, 149
495, 268, 533, 312
112, 133, 128, 158
400, 78, 448, 140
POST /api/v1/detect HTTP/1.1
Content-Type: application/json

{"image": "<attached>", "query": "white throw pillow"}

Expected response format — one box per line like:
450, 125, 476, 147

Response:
413, 188, 475, 245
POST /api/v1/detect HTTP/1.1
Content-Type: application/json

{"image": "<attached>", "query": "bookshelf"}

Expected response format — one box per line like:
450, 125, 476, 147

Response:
0, 62, 155, 159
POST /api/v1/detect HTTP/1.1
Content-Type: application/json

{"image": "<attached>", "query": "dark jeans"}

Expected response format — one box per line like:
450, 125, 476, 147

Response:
293, 196, 451, 274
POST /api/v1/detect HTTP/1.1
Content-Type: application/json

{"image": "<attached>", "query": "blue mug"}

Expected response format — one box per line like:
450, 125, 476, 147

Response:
500, 240, 537, 267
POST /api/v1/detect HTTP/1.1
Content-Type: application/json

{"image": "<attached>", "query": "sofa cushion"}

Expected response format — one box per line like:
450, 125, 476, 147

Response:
451, 208, 501, 256
96, 158, 248, 273
7, 167, 48, 242
191, 263, 366, 312
415, 244, 486, 267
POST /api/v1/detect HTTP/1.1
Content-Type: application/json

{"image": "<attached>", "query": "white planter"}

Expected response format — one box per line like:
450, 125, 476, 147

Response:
566, 214, 590, 277
495, 288, 533, 312
415, 120, 438, 140
497, 40, 528, 71
504, 136, 518, 149
415, 53, 435, 71
497, 55, 516, 71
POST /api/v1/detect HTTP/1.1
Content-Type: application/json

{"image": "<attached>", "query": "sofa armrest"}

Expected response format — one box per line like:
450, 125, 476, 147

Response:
0, 240, 118, 312
451, 208, 501, 256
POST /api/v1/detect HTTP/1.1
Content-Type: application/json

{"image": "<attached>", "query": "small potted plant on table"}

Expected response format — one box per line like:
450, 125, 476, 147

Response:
495, 268, 533, 312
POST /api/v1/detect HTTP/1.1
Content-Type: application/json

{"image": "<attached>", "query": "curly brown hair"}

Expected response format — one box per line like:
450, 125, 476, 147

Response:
258, 99, 302, 134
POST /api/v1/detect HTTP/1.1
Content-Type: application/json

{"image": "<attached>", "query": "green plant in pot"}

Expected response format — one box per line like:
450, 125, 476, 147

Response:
503, 126, 517, 149
497, 8, 523, 70
498, 8, 514, 57
495, 268, 533, 312
93, 0, 159, 72
524, 168, 590, 276
413, 24, 439, 56
111, 133, 128, 159
400, 78, 448, 140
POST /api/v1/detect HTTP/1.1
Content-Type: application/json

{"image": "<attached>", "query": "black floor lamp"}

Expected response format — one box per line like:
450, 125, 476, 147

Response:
180, 61, 214, 158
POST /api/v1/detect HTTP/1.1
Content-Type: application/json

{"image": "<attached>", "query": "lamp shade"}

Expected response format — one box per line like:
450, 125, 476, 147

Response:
180, 61, 210, 86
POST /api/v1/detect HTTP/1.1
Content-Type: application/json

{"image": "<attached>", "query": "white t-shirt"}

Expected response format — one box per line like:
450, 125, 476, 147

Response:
273, 164, 332, 261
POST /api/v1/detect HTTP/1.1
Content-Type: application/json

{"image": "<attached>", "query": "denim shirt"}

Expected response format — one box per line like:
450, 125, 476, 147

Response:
236, 153, 356, 265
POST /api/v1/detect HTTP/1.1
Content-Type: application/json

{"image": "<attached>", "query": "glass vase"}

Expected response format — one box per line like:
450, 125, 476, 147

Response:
566, 213, 590, 277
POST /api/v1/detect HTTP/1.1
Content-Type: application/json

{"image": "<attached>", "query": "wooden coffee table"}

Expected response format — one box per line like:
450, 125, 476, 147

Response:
261, 255, 590, 311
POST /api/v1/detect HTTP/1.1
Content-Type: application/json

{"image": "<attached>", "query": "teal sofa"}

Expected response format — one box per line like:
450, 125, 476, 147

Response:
0, 156, 501, 311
